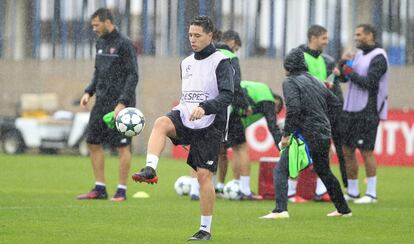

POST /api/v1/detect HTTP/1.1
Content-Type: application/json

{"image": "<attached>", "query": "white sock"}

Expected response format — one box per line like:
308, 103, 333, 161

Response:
347, 179, 359, 196
288, 179, 297, 197
366, 176, 377, 198
216, 182, 224, 190
315, 177, 327, 195
200, 215, 212, 233
145, 154, 159, 170
189, 177, 200, 196
117, 184, 127, 190
239, 176, 251, 195
95, 181, 106, 187
212, 175, 217, 186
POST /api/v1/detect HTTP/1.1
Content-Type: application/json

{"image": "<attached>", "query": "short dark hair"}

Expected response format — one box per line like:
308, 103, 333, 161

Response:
212, 29, 222, 42
189, 16, 215, 33
357, 24, 377, 41
221, 30, 242, 47
91, 8, 114, 23
307, 25, 327, 41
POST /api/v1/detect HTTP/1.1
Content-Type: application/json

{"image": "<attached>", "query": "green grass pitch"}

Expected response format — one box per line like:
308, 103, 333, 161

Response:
0, 154, 413, 243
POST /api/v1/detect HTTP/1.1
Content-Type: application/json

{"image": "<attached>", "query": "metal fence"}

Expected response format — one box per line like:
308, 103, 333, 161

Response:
0, 0, 413, 64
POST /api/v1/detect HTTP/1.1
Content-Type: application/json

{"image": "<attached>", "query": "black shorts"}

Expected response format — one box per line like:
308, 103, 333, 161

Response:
167, 110, 223, 172
341, 112, 379, 150
224, 113, 246, 148
86, 103, 131, 147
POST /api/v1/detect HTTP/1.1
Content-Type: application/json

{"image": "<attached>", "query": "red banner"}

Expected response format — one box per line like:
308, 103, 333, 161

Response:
172, 109, 414, 166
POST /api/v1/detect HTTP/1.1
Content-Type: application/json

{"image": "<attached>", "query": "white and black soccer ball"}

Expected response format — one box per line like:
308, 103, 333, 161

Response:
115, 107, 145, 137
223, 180, 242, 200
174, 176, 192, 196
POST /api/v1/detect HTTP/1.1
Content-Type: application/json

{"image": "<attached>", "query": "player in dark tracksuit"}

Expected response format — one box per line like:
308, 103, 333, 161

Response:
213, 30, 254, 197
260, 48, 351, 219
301, 47, 348, 190
286, 43, 348, 202
298, 25, 348, 192
78, 8, 138, 201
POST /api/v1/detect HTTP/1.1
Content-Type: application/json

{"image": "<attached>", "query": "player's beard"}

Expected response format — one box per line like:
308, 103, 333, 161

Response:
98, 27, 110, 38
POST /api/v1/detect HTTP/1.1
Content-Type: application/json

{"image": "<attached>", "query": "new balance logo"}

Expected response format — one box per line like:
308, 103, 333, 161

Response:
205, 160, 214, 165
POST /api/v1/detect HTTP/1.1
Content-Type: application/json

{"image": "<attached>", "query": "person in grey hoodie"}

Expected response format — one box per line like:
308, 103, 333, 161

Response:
260, 48, 352, 219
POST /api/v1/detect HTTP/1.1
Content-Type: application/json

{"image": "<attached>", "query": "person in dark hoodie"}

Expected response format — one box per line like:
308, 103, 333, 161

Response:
339, 24, 388, 204
287, 25, 348, 204
131, 16, 234, 241
259, 48, 352, 219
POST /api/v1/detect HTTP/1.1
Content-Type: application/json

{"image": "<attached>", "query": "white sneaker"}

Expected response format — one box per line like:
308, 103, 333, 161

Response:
327, 210, 352, 217
259, 211, 290, 219
354, 195, 378, 204
344, 193, 360, 202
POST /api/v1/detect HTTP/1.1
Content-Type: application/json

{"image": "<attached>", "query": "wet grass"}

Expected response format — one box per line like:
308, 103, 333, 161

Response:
0, 154, 413, 243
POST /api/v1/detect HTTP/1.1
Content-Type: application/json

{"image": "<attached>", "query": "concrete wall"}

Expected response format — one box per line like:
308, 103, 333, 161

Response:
1, 57, 413, 154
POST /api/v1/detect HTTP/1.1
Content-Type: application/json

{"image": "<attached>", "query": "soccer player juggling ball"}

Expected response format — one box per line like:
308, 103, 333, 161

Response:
131, 16, 234, 241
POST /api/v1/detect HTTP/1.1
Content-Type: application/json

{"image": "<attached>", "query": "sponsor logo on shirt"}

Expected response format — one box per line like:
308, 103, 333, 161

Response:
181, 90, 209, 103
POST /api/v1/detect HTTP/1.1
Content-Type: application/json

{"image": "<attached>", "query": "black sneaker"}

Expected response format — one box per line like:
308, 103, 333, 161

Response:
77, 187, 108, 200
187, 230, 211, 241
111, 188, 127, 201
132, 166, 158, 184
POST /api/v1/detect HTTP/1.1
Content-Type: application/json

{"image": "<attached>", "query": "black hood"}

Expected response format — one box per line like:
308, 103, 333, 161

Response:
284, 48, 308, 75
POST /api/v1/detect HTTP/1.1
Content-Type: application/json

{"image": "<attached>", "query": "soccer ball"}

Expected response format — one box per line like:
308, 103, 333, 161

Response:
223, 180, 242, 200
115, 107, 145, 137
174, 176, 192, 196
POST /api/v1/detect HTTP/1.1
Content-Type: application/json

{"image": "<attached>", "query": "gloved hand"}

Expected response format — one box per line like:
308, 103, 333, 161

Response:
102, 111, 115, 129
341, 64, 353, 76
340, 59, 354, 76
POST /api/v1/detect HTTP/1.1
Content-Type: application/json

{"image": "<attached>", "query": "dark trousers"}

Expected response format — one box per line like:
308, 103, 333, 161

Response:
331, 124, 348, 188
273, 139, 351, 214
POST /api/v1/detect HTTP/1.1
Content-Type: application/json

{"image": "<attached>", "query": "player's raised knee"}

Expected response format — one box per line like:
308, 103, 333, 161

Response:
153, 116, 174, 131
